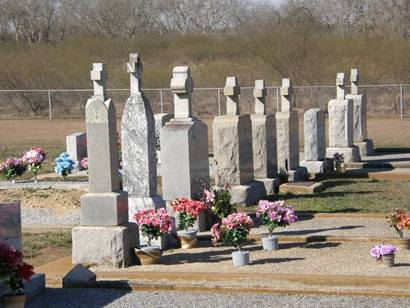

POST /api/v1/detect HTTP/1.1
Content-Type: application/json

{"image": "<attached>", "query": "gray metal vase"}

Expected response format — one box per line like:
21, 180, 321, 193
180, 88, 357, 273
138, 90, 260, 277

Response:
262, 236, 279, 251
232, 251, 250, 267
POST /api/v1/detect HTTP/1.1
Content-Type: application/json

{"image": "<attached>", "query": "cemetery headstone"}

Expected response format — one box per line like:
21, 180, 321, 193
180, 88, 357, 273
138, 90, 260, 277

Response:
72, 63, 138, 268
345, 68, 374, 156
250, 80, 278, 194
66, 132, 87, 171
326, 73, 361, 162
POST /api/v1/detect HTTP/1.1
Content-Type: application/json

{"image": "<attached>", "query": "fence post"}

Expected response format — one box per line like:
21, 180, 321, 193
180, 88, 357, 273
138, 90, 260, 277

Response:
400, 84, 403, 119
160, 89, 163, 113
48, 90, 52, 120
217, 88, 221, 116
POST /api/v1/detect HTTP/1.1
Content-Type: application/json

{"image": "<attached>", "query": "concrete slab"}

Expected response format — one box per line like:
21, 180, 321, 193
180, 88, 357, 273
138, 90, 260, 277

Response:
279, 182, 325, 194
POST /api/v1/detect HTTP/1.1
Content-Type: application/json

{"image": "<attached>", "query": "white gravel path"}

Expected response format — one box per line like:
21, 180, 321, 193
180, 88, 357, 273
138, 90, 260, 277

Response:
26, 289, 410, 308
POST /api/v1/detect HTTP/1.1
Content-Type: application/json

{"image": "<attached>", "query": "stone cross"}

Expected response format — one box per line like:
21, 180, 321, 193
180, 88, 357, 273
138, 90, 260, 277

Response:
350, 69, 359, 95
224, 76, 240, 115
280, 78, 294, 112
90, 63, 107, 101
127, 53, 143, 95
253, 79, 267, 115
336, 72, 346, 100
170, 66, 193, 118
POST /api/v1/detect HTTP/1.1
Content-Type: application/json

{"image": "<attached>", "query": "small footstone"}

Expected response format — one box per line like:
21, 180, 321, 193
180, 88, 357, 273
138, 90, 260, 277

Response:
62, 264, 96, 288
279, 181, 325, 194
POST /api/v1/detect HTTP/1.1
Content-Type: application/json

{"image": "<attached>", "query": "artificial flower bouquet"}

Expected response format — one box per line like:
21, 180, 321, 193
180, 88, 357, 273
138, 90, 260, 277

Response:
370, 244, 397, 267
54, 152, 75, 179
203, 184, 235, 221
22, 147, 46, 182
0, 158, 27, 182
256, 200, 297, 236
171, 197, 209, 231
0, 241, 34, 296
80, 157, 88, 171
387, 209, 410, 238
133, 208, 173, 246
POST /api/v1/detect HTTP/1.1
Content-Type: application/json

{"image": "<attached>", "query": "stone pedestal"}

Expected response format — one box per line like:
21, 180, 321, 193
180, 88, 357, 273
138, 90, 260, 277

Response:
161, 118, 209, 200
0, 201, 22, 250
326, 146, 361, 163
300, 108, 326, 174
213, 115, 254, 185
229, 181, 267, 205
276, 111, 300, 172
251, 114, 277, 179
66, 132, 87, 171
355, 139, 375, 157
72, 223, 139, 268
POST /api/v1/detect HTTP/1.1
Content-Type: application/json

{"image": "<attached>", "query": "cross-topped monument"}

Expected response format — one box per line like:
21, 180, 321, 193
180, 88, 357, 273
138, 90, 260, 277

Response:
170, 66, 193, 118
350, 69, 359, 95
127, 53, 143, 95
90, 63, 107, 101
224, 76, 240, 115
280, 78, 294, 112
336, 72, 346, 100
253, 79, 267, 115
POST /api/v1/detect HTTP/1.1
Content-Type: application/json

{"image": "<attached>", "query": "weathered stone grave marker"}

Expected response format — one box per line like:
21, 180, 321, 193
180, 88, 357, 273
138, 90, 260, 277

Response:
66, 132, 87, 171
72, 63, 138, 267
345, 68, 374, 157
326, 73, 361, 162
276, 78, 307, 181
250, 79, 278, 194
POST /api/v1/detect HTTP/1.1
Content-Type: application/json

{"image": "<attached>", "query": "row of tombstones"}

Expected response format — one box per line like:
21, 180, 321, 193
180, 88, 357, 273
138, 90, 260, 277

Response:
71, 53, 373, 267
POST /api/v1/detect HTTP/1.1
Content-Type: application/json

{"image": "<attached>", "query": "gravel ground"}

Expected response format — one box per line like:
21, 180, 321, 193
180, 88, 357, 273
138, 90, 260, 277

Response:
26, 289, 410, 308
22, 207, 80, 225
92, 241, 410, 277
0, 180, 88, 190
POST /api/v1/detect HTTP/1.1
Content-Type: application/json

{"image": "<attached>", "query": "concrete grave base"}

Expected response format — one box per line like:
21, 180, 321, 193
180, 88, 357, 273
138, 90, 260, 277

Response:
326, 146, 361, 163
300, 161, 325, 174
72, 223, 139, 268
81, 191, 129, 226
279, 181, 325, 194
229, 181, 266, 206
254, 178, 280, 195
23, 273, 45, 298
287, 167, 308, 182
355, 139, 374, 157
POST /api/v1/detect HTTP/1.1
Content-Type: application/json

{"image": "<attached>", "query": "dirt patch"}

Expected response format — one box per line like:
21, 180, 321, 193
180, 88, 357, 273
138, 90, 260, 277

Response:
0, 188, 84, 214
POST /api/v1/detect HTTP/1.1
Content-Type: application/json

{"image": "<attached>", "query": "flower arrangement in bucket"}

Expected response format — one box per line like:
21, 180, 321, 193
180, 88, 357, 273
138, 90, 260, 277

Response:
133, 208, 173, 265
54, 152, 75, 180
211, 213, 253, 267
203, 184, 235, 222
80, 157, 88, 172
171, 198, 209, 248
370, 244, 397, 267
22, 147, 46, 183
0, 241, 34, 307
256, 200, 297, 251
0, 158, 27, 183
333, 153, 345, 173
387, 209, 410, 239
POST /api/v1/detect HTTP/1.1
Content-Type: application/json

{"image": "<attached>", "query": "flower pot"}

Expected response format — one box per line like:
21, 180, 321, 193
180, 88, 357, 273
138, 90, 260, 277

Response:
177, 230, 198, 249
135, 246, 163, 265
379, 254, 395, 267
232, 251, 250, 267
2, 294, 27, 308
11, 179, 15, 184
262, 236, 279, 251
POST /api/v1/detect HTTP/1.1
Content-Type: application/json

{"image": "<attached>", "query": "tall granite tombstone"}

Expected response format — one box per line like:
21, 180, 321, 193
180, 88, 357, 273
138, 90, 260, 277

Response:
161, 66, 209, 201
121, 53, 165, 215
0, 201, 22, 250
250, 80, 278, 195
72, 63, 138, 268
300, 108, 326, 173
275, 78, 307, 181
326, 73, 361, 163
154, 113, 173, 168
345, 69, 374, 157
213, 77, 265, 204
66, 132, 87, 171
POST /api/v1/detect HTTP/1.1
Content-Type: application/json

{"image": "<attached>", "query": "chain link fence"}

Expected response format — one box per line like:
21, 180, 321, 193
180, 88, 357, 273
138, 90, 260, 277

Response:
0, 84, 407, 119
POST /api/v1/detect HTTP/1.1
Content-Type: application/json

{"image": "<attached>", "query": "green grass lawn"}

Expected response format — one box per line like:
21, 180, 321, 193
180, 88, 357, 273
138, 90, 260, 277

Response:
237, 178, 410, 214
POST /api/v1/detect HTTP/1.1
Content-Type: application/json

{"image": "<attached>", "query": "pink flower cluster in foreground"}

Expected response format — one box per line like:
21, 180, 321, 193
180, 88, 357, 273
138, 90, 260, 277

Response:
0, 158, 24, 172
256, 200, 297, 225
171, 197, 209, 218
211, 212, 253, 241
370, 244, 397, 259
203, 189, 215, 204
134, 208, 173, 234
